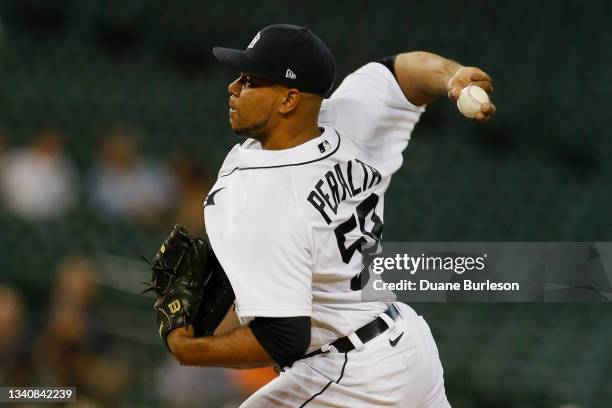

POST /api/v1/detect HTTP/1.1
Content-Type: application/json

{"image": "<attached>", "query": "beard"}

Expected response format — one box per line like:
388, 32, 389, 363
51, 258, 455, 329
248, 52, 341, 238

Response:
233, 118, 268, 140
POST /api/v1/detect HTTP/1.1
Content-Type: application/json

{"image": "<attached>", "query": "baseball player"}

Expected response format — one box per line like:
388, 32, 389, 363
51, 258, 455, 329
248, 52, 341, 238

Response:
164, 24, 495, 407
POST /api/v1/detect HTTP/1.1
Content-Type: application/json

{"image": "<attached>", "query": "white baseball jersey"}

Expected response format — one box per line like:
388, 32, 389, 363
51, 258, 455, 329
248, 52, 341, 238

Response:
205, 62, 425, 353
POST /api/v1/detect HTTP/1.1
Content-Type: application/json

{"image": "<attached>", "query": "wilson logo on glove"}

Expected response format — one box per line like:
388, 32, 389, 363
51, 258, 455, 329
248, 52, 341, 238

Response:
142, 224, 236, 349
168, 299, 181, 313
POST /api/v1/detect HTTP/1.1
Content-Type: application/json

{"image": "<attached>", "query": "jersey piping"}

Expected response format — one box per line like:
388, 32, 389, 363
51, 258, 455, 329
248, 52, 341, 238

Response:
218, 130, 341, 178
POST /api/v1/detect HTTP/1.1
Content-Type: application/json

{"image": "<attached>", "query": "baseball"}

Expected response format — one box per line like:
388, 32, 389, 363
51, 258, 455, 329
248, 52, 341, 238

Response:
457, 84, 489, 118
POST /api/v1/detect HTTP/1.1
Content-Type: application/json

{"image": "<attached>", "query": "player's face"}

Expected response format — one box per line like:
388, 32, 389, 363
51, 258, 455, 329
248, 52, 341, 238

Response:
227, 73, 283, 139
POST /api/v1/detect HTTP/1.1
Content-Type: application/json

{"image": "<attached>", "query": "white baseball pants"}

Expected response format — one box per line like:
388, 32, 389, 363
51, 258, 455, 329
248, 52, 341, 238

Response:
239, 302, 451, 408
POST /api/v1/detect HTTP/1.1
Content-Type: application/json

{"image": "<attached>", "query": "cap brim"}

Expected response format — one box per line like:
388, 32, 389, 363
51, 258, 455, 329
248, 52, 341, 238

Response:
213, 47, 248, 68
213, 47, 277, 81
212, 47, 260, 74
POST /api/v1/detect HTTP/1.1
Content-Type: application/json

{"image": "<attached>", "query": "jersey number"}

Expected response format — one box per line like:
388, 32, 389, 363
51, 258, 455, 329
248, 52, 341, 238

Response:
334, 193, 383, 290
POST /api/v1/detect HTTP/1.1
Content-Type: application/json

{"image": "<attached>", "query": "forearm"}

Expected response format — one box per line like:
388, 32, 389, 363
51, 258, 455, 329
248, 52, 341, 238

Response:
394, 51, 462, 106
167, 324, 274, 368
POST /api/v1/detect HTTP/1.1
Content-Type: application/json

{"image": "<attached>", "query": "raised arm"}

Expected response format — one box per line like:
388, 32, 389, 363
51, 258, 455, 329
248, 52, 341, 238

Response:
393, 51, 496, 122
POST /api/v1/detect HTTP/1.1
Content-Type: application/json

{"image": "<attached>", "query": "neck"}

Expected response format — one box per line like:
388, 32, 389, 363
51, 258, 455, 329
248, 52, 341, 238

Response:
260, 120, 321, 150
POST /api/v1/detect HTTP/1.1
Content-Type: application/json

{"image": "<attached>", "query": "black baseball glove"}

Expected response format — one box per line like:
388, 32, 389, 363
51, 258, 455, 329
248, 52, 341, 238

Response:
141, 225, 235, 349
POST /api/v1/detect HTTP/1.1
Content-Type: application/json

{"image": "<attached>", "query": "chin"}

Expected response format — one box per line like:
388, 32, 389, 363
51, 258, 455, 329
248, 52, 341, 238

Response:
232, 119, 268, 140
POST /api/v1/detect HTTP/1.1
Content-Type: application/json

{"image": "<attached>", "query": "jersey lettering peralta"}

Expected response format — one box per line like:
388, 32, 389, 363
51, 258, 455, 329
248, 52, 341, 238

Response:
205, 62, 425, 352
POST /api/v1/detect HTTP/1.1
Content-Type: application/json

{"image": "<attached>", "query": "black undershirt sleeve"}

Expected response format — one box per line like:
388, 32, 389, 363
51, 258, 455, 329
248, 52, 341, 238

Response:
249, 316, 311, 368
377, 55, 398, 78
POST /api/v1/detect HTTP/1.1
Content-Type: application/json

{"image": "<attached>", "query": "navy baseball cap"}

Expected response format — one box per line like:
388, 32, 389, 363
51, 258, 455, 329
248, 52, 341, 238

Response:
213, 24, 336, 96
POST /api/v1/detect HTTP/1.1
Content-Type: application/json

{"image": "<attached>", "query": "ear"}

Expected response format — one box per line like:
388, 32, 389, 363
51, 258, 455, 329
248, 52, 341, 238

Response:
278, 89, 301, 114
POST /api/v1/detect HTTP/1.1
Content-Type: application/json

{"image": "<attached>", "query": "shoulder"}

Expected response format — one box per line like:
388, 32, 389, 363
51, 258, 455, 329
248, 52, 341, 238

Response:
333, 62, 398, 98
324, 62, 423, 112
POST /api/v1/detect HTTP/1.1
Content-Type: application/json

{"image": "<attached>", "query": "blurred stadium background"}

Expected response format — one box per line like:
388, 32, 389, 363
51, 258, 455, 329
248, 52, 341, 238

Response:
0, 0, 609, 407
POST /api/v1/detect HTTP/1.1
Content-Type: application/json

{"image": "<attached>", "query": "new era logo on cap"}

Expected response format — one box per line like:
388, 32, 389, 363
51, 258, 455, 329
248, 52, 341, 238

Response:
285, 69, 296, 79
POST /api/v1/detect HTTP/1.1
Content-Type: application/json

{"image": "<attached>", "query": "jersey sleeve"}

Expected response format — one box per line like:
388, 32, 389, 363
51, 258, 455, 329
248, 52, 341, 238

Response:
210, 200, 312, 319
319, 62, 425, 175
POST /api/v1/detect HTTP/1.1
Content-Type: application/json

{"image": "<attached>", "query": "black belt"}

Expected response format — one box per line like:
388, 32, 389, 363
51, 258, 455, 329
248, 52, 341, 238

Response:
303, 304, 400, 359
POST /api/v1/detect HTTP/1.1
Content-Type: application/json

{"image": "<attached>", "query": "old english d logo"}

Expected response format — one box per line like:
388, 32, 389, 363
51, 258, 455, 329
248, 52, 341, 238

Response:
168, 299, 181, 314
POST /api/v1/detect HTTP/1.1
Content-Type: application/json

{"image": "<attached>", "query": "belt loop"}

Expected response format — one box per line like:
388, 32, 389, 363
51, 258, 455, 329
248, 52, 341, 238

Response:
347, 332, 365, 351
321, 343, 332, 353
379, 312, 396, 329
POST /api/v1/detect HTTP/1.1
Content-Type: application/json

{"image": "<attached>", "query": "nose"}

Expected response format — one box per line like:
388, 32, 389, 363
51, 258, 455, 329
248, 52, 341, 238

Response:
228, 77, 241, 97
